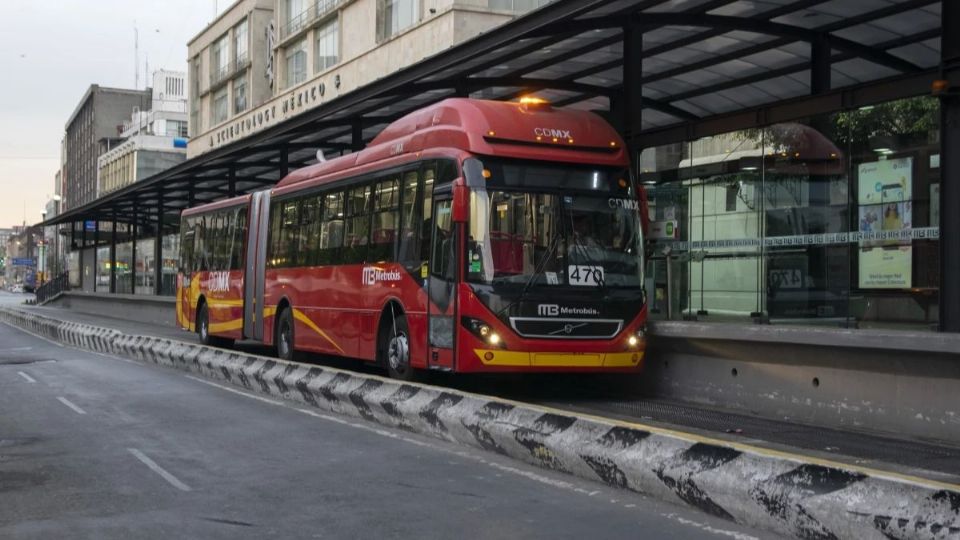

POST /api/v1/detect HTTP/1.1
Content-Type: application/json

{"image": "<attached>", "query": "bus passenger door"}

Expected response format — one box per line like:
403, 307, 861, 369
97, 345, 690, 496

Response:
244, 190, 271, 341
427, 198, 456, 369
178, 220, 196, 331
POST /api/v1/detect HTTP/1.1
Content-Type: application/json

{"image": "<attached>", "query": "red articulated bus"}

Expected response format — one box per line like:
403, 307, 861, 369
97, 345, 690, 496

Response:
177, 97, 648, 380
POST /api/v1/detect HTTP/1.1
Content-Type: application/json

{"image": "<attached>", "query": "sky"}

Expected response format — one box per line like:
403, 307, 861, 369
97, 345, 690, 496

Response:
0, 0, 231, 228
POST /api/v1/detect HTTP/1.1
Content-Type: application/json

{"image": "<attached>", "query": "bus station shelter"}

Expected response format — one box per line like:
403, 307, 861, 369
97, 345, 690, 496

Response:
42, 0, 959, 332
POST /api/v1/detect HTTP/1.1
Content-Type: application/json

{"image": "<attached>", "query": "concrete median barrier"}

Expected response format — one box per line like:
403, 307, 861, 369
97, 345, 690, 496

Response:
2, 306, 957, 540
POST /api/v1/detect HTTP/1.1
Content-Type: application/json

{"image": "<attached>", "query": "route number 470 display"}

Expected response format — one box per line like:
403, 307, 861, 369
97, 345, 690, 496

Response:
568, 265, 605, 286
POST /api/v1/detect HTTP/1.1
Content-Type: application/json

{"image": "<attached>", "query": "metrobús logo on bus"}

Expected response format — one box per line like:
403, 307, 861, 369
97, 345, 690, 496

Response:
533, 127, 572, 139
362, 267, 402, 286
208, 271, 231, 292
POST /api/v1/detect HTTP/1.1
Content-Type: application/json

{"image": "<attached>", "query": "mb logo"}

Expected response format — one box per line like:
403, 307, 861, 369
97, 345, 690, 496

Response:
362, 267, 377, 286
538, 304, 559, 317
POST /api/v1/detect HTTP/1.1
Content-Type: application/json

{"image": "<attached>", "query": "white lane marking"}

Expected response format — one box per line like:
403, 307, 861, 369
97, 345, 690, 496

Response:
184, 375, 284, 406
56, 396, 87, 415
660, 513, 760, 540
0, 347, 33, 352
128, 448, 192, 492
17, 371, 36, 383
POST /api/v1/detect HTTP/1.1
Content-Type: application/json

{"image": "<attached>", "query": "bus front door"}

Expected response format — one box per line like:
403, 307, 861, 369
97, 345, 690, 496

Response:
427, 198, 456, 369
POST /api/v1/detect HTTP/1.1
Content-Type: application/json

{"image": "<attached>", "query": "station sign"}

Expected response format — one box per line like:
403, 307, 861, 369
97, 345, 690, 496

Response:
12, 258, 35, 267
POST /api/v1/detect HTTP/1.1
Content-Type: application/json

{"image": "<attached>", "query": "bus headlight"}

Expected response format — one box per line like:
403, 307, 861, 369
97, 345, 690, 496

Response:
628, 335, 639, 347
462, 317, 505, 348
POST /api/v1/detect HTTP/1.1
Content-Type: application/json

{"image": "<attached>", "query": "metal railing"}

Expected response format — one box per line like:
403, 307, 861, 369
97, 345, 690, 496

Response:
281, 0, 340, 40
235, 52, 251, 72
35, 271, 69, 305
210, 64, 232, 86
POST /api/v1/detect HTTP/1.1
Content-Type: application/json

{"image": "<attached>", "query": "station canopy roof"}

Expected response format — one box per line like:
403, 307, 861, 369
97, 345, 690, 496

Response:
47, 0, 943, 231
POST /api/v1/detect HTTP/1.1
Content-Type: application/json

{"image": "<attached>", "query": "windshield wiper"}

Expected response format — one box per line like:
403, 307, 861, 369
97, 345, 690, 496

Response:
495, 203, 564, 318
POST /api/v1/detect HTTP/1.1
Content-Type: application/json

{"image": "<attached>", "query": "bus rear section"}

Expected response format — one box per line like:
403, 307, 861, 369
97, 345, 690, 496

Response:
176, 197, 253, 347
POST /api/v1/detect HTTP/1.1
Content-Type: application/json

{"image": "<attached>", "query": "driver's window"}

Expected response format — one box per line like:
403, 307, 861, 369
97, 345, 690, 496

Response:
430, 199, 454, 280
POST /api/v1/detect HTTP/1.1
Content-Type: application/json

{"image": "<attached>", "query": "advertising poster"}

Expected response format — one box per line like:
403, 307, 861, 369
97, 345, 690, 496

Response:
858, 158, 912, 289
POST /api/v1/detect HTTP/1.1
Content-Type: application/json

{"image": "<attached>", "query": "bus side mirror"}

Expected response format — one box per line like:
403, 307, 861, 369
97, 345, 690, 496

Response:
452, 182, 469, 223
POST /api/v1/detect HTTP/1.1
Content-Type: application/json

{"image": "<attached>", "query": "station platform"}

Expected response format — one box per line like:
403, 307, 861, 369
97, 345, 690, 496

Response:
5, 294, 959, 488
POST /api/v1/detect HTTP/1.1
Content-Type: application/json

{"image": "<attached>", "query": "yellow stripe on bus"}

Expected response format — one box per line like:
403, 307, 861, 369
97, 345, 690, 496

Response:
475, 349, 643, 368
292, 308, 346, 355
260, 305, 344, 355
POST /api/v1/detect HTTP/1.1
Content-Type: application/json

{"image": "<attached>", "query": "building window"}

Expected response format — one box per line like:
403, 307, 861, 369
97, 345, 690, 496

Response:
234, 19, 249, 68
234, 77, 248, 114
211, 34, 230, 84
286, 0, 308, 35
377, 0, 419, 42
212, 87, 228, 125
315, 19, 339, 72
285, 38, 308, 89
168, 120, 188, 138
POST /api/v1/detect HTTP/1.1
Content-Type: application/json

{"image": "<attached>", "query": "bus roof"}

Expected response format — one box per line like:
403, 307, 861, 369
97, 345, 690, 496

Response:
276, 98, 628, 189
182, 193, 252, 217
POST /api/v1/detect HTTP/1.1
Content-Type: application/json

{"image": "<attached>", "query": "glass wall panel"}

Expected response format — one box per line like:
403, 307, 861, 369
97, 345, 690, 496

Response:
641, 96, 940, 331
115, 241, 133, 294
68, 251, 80, 288
136, 238, 155, 295
96, 246, 111, 292
160, 234, 180, 296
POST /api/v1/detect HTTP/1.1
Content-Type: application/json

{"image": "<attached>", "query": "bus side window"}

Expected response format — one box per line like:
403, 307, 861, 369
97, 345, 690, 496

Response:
344, 185, 371, 264
370, 176, 400, 262
319, 191, 343, 264
299, 195, 319, 267
268, 200, 282, 268
281, 199, 299, 268
419, 166, 436, 272
211, 212, 225, 271
197, 215, 209, 272
180, 216, 195, 274
431, 199, 454, 281
231, 207, 246, 270
398, 170, 420, 270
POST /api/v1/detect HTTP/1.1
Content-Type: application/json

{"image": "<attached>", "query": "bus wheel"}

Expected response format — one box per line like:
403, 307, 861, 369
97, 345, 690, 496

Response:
276, 308, 295, 361
198, 303, 214, 346
382, 313, 417, 381
198, 303, 233, 348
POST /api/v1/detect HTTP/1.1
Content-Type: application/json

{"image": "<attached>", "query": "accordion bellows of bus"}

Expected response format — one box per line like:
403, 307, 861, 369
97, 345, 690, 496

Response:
177, 98, 648, 380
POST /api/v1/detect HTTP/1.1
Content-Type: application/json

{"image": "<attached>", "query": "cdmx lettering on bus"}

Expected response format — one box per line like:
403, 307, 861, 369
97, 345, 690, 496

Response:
533, 127, 572, 139
207, 271, 231, 293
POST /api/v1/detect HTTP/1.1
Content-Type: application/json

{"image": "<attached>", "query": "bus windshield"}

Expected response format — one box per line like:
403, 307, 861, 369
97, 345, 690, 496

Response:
466, 161, 644, 289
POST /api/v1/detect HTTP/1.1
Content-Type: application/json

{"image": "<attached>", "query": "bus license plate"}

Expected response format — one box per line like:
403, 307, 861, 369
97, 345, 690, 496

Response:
568, 265, 604, 286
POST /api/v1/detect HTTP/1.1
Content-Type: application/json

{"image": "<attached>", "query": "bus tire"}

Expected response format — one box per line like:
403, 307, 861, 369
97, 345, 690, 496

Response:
380, 312, 418, 381
275, 307, 295, 361
198, 302, 215, 346
198, 302, 233, 348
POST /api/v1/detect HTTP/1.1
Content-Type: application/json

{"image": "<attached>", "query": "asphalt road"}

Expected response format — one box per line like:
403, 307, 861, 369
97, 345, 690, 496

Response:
0, 297, 774, 539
